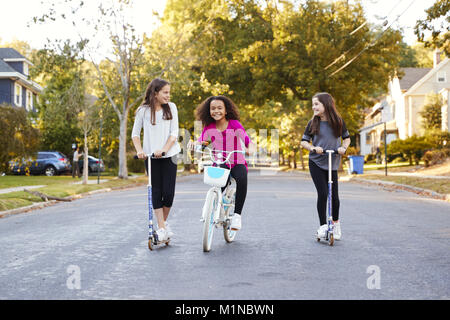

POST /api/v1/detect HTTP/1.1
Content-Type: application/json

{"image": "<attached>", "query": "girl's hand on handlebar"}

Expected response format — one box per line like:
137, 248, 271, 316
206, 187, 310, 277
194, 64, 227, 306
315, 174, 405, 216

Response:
137, 151, 146, 159
337, 147, 346, 155
312, 146, 323, 154
153, 150, 164, 158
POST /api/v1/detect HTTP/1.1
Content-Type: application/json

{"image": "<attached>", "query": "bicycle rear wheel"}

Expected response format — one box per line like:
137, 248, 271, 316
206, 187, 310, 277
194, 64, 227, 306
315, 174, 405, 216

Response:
202, 191, 217, 252
223, 187, 237, 243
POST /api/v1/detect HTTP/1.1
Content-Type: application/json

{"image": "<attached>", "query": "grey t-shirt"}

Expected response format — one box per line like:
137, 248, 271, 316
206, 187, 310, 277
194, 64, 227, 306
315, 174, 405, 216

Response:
302, 119, 350, 171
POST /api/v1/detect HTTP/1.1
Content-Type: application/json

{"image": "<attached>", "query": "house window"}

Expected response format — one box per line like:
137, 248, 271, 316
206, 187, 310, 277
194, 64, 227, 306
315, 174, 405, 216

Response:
23, 63, 29, 76
437, 71, 446, 83
14, 83, 22, 106
26, 90, 33, 111
366, 133, 371, 144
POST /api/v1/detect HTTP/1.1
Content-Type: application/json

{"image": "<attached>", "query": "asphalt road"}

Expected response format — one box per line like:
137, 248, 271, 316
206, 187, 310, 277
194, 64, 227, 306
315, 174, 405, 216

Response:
0, 169, 449, 300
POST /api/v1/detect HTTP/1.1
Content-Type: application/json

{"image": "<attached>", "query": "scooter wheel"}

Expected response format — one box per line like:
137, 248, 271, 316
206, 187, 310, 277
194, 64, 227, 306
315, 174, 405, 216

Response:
328, 234, 334, 246
148, 240, 153, 250
317, 237, 320, 242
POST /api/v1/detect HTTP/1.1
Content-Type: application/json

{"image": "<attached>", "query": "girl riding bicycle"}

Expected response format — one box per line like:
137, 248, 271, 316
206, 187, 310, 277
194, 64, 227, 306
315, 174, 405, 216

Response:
300, 92, 351, 241
191, 95, 255, 231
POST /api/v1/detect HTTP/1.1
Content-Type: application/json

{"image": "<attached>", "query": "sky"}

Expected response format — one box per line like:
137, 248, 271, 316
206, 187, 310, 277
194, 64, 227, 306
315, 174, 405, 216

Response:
0, 0, 437, 53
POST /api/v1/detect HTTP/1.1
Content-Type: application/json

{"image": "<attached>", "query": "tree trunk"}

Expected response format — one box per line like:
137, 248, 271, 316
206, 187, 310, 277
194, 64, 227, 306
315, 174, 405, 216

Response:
293, 148, 298, 169
82, 132, 89, 185
300, 146, 305, 170
118, 114, 128, 179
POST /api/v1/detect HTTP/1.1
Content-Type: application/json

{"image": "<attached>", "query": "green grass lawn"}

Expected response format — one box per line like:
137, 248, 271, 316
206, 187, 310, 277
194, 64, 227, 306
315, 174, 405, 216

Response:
0, 175, 115, 189
0, 175, 148, 212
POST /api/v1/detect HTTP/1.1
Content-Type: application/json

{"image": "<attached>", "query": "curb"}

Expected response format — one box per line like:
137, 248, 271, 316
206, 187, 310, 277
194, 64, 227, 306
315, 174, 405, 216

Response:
347, 177, 450, 202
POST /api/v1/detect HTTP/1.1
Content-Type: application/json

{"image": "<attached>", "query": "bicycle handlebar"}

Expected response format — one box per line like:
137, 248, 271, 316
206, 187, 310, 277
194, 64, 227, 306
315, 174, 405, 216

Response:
195, 145, 245, 166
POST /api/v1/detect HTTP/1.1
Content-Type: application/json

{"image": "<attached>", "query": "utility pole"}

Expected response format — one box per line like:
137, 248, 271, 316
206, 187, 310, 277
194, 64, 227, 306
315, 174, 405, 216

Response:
384, 121, 387, 176
97, 108, 103, 184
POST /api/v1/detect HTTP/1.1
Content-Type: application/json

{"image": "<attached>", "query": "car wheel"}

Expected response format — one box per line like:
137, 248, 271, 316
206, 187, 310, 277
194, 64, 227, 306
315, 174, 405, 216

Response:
45, 165, 56, 176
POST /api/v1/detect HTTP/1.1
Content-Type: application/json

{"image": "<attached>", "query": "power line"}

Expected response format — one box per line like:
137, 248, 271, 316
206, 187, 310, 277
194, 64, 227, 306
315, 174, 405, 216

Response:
324, 0, 405, 71
328, 0, 418, 78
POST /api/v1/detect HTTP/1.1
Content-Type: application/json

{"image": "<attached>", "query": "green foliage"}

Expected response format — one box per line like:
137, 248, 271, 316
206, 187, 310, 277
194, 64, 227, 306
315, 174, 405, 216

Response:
387, 135, 434, 165
420, 93, 443, 130
414, 0, 450, 56
32, 40, 87, 157
0, 104, 40, 172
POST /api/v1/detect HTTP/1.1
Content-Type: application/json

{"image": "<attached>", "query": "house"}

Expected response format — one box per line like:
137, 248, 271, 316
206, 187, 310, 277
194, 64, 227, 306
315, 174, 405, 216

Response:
359, 50, 450, 155
0, 48, 42, 112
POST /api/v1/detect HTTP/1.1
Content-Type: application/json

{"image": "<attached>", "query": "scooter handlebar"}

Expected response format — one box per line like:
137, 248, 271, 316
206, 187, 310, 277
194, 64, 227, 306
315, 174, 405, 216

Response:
310, 149, 339, 155
133, 152, 166, 160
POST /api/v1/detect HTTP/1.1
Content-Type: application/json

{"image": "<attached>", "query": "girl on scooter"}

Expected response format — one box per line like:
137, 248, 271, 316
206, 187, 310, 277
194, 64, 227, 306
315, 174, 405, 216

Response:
131, 78, 181, 241
300, 92, 351, 240
191, 95, 255, 231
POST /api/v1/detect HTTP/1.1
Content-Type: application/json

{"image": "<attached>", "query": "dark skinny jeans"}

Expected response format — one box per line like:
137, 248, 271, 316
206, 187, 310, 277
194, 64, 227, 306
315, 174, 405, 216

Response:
309, 159, 340, 225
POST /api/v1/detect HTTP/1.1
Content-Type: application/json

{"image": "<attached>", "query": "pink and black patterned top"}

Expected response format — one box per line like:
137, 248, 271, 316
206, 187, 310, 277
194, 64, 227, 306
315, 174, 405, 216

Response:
198, 119, 252, 170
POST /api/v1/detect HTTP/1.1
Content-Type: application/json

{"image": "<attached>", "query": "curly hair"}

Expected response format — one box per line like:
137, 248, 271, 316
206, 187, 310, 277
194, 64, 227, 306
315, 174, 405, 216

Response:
195, 95, 240, 126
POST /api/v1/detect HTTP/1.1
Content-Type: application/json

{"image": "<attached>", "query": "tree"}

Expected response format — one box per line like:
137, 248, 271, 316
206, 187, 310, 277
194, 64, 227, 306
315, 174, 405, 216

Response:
34, 0, 146, 179
414, 0, 450, 56
32, 40, 86, 158
0, 104, 40, 173
420, 93, 443, 130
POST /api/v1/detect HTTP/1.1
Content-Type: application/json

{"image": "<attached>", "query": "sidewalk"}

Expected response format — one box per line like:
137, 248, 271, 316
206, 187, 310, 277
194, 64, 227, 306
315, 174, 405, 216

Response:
365, 169, 449, 179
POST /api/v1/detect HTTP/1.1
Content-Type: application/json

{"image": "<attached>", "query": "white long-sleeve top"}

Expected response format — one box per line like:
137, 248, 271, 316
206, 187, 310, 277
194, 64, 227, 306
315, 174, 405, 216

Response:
131, 102, 181, 158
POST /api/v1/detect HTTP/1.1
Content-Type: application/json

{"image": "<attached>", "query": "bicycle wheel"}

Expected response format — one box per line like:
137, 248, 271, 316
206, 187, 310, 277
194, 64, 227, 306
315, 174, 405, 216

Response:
223, 187, 237, 243
202, 190, 217, 252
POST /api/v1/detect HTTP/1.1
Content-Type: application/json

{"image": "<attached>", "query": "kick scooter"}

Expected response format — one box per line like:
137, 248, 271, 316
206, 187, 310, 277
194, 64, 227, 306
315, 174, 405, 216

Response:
313, 149, 338, 246
134, 153, 170, 250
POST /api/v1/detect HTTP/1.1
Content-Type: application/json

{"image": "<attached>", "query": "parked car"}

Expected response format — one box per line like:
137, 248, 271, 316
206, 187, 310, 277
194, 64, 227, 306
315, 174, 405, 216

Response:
9, 151, 71, 176
78, 155, 105, 174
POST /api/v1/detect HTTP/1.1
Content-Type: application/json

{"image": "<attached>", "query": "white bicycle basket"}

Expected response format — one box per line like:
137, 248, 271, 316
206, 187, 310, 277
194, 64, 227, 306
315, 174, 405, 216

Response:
203, 166, 230, 187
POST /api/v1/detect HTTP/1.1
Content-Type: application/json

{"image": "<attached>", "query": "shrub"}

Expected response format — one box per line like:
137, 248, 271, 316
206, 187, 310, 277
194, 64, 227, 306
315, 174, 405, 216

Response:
387, 135, 433, 165
422, 149, 450, 167
127, 154, 146, 173
0, 104, 40, 173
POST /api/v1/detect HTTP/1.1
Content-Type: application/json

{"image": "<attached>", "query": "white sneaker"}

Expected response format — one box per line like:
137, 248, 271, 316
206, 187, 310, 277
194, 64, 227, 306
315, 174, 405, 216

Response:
230, 213, 241, 230
165, 222, 174, 238
316, 224, 328, 238
155, 228, 168, 241
333, 221, 341, 240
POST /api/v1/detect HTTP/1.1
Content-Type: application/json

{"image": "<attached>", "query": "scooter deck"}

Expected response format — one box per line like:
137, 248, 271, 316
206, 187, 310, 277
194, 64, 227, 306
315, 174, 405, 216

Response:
148, 238, 170, 250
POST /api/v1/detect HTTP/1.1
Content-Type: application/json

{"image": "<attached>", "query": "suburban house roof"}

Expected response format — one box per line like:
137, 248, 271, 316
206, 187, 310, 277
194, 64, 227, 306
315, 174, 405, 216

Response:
398, 67, 431, 91
0, 58, 17, 73
0, 48, 33, 65
0, 48, 43, 93
404, 58, 449, 96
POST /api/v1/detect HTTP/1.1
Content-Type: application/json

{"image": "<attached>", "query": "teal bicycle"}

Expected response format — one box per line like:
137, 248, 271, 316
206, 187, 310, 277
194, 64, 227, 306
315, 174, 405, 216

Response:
195, 145, 244, 252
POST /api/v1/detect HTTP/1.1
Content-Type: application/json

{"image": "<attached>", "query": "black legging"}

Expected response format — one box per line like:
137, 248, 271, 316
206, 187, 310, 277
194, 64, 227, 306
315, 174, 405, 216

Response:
309, 159, 340, 225
145, 156, 177, 209
220, 164, 248, 215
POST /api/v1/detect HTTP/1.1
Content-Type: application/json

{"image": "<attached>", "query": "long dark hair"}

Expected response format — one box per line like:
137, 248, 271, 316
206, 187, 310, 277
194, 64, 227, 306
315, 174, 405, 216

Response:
195, 95, 240, 126
309, 92, 343, 137
139, 78, 172, 125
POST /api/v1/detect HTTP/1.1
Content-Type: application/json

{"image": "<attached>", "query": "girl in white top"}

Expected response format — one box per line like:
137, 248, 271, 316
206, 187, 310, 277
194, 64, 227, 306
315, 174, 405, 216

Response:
132, 78, 181, 241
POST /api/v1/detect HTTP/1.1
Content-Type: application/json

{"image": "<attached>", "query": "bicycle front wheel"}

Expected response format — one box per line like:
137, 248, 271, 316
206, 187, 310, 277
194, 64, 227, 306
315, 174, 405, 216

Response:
224, 187, 237, 243
202, 190, 218, 252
